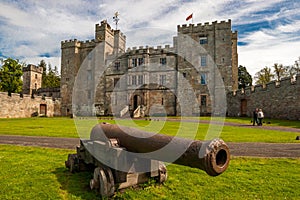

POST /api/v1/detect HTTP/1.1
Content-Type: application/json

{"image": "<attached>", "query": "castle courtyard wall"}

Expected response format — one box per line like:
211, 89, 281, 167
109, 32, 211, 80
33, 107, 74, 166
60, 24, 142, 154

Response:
0, 92, 61, 118
227, 75, 300, 120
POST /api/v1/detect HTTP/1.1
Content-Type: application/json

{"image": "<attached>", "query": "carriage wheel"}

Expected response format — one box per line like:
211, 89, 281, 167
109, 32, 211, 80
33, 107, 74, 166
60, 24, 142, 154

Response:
158, 162, 168, 183
90, 166, 115, 197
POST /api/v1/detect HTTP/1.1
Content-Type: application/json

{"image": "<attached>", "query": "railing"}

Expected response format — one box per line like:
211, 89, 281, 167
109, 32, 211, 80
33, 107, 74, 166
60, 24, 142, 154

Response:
120, 106, 129, 117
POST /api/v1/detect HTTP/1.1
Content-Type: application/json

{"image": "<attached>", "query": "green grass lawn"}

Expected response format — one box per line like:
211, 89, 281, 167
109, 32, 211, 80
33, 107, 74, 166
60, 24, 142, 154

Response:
0, 117, 78, 138
0, 117, 299, 143
0, 145, 299, 200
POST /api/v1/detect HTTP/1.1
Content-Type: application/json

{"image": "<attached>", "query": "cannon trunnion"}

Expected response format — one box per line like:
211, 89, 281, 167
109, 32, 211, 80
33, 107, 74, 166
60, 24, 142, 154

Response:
66, 123, 230, 197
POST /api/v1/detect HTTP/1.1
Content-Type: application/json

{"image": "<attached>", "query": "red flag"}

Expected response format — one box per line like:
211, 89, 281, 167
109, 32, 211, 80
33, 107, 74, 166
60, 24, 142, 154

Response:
186, 13, 193, 21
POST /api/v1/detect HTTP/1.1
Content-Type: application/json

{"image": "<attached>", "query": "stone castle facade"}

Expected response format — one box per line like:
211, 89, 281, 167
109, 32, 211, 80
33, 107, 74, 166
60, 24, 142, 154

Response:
60, 19, 238, 117
0, 64, 61, 118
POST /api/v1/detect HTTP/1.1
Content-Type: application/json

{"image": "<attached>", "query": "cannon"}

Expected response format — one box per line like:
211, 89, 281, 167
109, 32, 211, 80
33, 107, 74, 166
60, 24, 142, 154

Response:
66, 122, 230, 197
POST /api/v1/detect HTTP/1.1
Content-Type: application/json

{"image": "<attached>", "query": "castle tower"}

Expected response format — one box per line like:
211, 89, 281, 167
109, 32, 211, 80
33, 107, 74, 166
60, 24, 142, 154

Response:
60, 20, 126, 116
177, 19, 238, 91
176, 20, 238, 115
22, 64, 43, 95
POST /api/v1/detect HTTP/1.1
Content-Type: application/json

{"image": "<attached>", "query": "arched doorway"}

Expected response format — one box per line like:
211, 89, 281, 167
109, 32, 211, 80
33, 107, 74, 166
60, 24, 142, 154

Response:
133, 95, 141, 111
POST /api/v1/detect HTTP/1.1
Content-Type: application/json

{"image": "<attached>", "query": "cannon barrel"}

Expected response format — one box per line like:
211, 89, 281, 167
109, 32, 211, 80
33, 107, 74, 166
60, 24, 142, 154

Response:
90, 123, 230, 176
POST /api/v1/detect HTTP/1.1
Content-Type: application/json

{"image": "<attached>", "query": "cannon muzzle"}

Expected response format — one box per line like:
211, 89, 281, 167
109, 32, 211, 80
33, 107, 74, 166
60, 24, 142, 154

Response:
90, 123, 230, 176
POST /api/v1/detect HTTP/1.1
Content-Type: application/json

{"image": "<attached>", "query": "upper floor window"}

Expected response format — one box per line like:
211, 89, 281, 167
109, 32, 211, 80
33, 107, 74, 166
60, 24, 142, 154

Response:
114, 78, 120, 88
200, 74, 207, 85
114, 62, 120, 71
200, 56, 207, 67
138, 57, 144, 66
199, 37, 208, 45
132, 58, 137, 67
160, 57, 167, 65
132, 75, 137, 85
138, 75, 144, 85
35, 74, 38, 79
159, 74, 166, 86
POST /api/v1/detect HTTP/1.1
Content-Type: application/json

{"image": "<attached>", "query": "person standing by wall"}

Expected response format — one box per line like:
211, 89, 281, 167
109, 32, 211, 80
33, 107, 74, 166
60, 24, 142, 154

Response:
253, 108, 258, 126
257, 108, 264, 126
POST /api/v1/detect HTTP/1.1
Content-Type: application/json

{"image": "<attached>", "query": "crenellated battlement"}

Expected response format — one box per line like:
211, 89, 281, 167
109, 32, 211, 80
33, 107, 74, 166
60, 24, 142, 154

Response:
61, 38, 97, 49
22, 64, 43, 73
231, 75, 300, 96
125, 44, 175, 54
95, 20, 114, 34
61, 39, 81, 48
178, 19, 232, 33
95, 20, 126, 40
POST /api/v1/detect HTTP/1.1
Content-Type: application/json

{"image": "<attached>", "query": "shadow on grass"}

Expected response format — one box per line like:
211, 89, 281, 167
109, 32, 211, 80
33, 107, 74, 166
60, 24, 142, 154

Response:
53, 167, 129, 200
53, 167, 101, 200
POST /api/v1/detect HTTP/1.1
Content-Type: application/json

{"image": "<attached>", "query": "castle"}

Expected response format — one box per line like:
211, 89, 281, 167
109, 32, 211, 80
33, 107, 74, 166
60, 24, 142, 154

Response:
1, 19, 298, 120
60, 19, 238, 117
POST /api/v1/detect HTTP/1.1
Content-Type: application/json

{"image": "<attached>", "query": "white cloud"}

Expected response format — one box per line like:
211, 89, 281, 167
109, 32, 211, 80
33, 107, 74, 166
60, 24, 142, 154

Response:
0, 0, 299, 79
239, 40, 300, 76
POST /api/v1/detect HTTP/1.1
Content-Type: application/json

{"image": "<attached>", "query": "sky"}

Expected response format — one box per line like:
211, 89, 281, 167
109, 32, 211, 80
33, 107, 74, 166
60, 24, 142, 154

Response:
0, 0, 299, 77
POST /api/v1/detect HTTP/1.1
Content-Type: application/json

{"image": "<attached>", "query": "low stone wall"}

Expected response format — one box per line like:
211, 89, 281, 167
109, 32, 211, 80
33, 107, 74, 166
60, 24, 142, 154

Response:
0, 92, 61, 118
227, 75, 300, 120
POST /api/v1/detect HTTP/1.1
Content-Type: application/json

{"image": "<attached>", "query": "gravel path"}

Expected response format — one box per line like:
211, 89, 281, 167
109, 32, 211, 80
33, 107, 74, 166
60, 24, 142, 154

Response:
0, 134, 299, 158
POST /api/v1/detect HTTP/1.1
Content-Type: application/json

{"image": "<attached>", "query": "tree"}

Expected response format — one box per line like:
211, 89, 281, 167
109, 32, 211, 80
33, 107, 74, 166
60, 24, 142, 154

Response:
238, 65, 252, 89
273, 63, 286, 81
0, 58, 24, 96
38, 60, 47, 87
293, 58, 300, 75
40, 62, 60, 88
254, 66, 274, 85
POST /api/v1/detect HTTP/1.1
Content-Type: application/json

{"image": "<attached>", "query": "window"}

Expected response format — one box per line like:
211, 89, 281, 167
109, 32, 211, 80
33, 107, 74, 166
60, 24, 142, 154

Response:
34, 83, 37, 89
160, 75, 166, 86
160, 57, 167, 65
138, 57, 144, 66
114, 62, 120, 70
199, 37, 208, 44
200, 74, 207, 85
66, 78, 70, 82
114, 78, 120, 88
183, 72, 187, 78
132, 75, 137, 85
35, 74, 38, 79
138, 75, 143, 85
200, 56, 207, 67
132, 58, 137, 67
200, 95, 207, 106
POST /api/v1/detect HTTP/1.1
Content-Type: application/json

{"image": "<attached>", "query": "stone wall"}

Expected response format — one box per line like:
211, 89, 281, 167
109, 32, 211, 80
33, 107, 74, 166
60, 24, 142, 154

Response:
227, 75, 300, 120
0, 92, 61, 118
